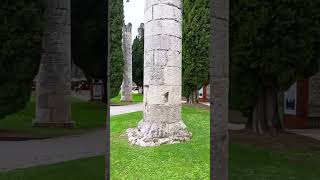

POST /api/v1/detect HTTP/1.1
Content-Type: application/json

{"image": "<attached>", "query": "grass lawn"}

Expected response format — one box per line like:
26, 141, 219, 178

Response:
0, 156, 105, 180
0, 97, 106, 138
0, 106, 320, 179
110, 106, 210, 179
110, 93, 143, 105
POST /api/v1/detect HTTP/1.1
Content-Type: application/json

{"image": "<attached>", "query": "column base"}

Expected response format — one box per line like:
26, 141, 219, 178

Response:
126, 120, 192, 147
120, 97, 133, 102
32, 121, 75, 128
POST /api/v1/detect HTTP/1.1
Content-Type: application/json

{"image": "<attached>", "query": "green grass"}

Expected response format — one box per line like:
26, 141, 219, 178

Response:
109, 106, 318, 179
110, 106, 210, 179
230, 143, 320, 180
110, 93, 143, 105
0, 97, 106, 137
0, 156, 105, 180
0, 106, 320, 179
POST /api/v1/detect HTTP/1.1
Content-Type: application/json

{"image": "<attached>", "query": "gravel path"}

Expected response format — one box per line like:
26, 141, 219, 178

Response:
286, 129, 320, 141
110, 103, 143, 116
0, 103, 143, 172
0, 130, 106, 171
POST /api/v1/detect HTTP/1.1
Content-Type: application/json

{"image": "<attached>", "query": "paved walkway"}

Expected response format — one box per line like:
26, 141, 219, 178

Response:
0, 103, 143, 172
0, 130, 106, 171
110, 103, 143, 116
286, 129, 320, 141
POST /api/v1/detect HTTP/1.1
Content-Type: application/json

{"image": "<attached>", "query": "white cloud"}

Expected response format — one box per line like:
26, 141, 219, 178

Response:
123, 0, 144, 42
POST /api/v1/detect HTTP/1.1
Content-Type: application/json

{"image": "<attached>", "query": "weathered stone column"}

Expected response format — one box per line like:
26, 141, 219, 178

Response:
121, 23, 133, 102
34, 0, 74, 128
126, 0, 191, 147
210, 0, 229, 179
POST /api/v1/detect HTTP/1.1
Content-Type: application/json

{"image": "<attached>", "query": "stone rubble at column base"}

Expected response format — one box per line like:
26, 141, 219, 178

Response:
126, 120, 192, 147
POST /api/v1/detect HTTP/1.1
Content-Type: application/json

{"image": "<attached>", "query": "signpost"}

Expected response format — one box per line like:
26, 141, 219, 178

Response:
91, 79, 103, 101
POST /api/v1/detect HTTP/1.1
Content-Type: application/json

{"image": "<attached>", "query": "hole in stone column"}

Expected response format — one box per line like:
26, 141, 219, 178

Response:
164, 92, 169, 103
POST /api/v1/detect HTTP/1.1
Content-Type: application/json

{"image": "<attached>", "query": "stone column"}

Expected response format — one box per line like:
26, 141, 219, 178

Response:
121, 23, 133, 102
210, 0, 229, 179
33, 0, 74, 128
126, 0, 191, 147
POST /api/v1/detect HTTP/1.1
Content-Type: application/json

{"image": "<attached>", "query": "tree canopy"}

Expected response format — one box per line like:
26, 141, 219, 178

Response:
230, 0, 320, 133
0, 0, 44, 119
182, 0, 210, 103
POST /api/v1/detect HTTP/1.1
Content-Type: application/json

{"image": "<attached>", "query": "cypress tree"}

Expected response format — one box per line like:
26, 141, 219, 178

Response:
182, 0, 210, 103
132, 24, 144, 90
110, 0, 124, 98
0, 0, 44, 119
71, 0, 108, 80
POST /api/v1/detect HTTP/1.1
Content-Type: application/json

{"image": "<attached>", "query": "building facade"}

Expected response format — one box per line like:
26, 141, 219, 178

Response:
284, 73, 320, 129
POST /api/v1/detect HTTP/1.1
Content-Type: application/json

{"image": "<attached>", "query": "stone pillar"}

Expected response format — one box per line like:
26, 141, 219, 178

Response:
33, 0, 74, 128
126, 0, 191, 147
121, 23, 133, 102
210, 0, 229, 179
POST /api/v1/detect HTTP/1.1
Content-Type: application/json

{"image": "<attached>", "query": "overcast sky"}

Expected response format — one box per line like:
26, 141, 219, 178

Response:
123, 0, 144, 41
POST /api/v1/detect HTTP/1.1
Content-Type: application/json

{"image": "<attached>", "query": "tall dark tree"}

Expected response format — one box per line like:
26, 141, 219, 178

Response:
182, 0, 210, 103
0, 0, 44, 119
132, 24, 144, 91
71, 0, 107, 79
230, 0, 320, 134
71, 0, 107, 101
109, 0, 124, 98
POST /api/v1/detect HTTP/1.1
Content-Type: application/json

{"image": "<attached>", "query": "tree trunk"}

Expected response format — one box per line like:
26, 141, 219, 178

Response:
34, 0, 73, 128
252, 92, 267, 134
246, 88, 282, 135
277, 91, 284, 130
126, 0, 191, 147
265, 87, 281, 135
187, 88, 199, 104
245, 111, 253, 130
209, 0, 229, 179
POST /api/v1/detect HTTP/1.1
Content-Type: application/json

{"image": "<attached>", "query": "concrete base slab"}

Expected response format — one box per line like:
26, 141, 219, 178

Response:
32, 121, 75, 128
